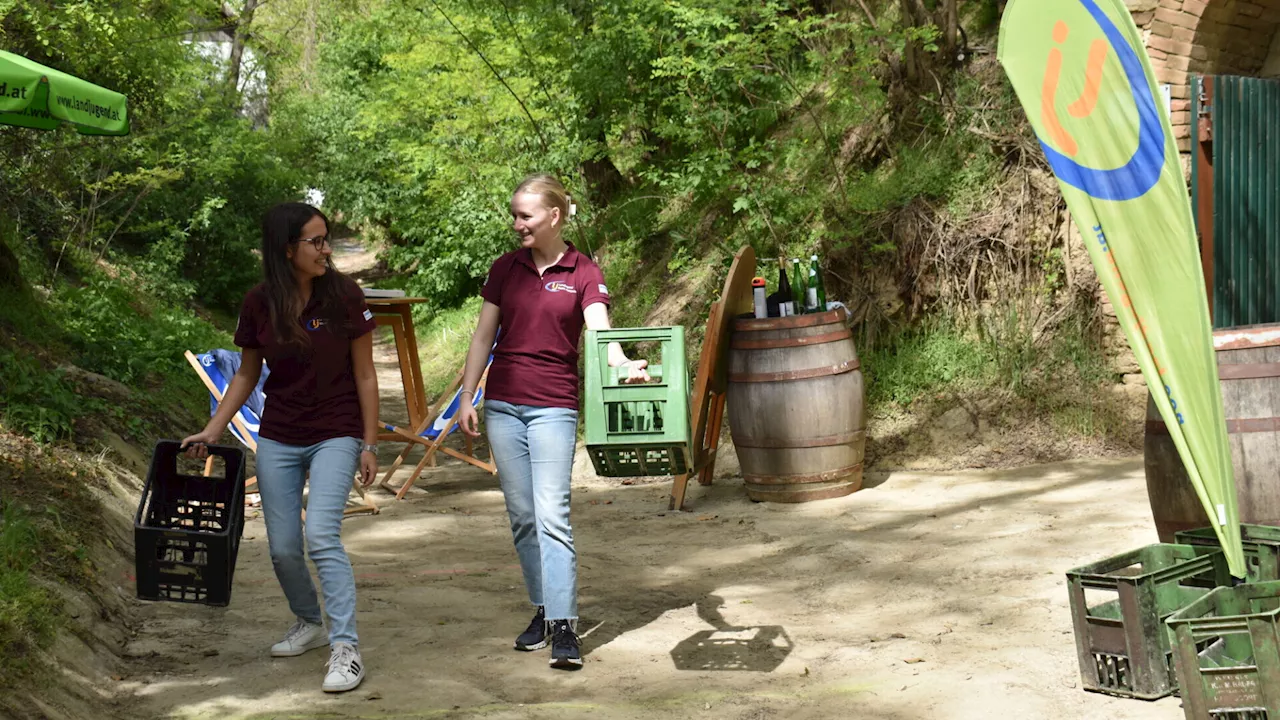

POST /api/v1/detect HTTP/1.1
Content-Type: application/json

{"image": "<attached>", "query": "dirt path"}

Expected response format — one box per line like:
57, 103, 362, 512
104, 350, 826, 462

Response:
123, 457, 1183, 720
118, 240, 1186, 720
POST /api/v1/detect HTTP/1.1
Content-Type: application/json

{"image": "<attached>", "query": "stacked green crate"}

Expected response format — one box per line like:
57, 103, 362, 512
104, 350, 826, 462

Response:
1167, 580, 1280, 719
1067, 543, 1231, 699
1175, 524, 1280, 583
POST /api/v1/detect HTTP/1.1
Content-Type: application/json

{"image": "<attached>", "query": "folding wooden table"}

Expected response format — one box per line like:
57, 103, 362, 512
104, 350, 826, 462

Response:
365, 296, 429, 442
668, 246, 756, 511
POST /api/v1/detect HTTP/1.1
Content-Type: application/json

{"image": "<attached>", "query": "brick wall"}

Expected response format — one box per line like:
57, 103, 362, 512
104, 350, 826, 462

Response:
1128, 0, 1280, 151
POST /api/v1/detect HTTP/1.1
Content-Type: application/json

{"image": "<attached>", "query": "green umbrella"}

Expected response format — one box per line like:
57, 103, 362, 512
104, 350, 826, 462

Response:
0, 49, 128, 135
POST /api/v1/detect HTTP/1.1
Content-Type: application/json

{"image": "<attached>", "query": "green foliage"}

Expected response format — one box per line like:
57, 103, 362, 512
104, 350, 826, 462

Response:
416, 296, 483, 400
0, 350, 84, 444
0, 242, 226, 446
864, 321, 991, 407
49, 270, 228, 385
1, 0, 305, 314
865, 305, 1122, 441
261, 0, 906, 312
0, 501, 61, 679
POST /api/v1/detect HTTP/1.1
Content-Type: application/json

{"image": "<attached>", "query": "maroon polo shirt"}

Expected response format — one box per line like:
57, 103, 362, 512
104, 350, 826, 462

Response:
480, 243, 610, 409
233, 275, 377, 446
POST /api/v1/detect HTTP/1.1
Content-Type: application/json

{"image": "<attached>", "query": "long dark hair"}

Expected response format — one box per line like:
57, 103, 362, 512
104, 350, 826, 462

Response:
260, 202, 351, 348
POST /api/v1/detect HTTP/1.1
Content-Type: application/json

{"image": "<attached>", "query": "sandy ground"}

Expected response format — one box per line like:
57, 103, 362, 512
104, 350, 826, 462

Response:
120, 454, 1189, 720
113, 239, 1192, 720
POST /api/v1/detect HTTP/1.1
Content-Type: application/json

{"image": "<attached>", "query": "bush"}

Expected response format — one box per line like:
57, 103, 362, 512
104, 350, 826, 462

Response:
0, 350, 84, 444
49, 272, 230, 386
864, 322, 993, 407
0, 501, 63, 679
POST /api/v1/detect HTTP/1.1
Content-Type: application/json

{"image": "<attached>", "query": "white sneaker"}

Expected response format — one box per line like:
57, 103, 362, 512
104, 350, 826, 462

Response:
270, 619, 328, 658
322, 642, 365, 693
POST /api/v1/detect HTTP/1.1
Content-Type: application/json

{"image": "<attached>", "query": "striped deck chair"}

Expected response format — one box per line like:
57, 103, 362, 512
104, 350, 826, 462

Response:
379, 353, 497, 500
184, 350, 378, 517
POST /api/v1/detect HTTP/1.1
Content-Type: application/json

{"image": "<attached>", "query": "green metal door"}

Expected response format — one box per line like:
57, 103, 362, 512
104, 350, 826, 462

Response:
1193, 74, 1280, 329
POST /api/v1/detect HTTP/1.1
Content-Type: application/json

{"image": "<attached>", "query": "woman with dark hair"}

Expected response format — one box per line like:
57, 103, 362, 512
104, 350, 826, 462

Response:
182, 202, 378, 693
456, 174, 648, 671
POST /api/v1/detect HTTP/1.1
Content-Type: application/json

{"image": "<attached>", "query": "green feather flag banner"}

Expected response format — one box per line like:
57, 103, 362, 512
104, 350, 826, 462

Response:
998, 0, 1244, 576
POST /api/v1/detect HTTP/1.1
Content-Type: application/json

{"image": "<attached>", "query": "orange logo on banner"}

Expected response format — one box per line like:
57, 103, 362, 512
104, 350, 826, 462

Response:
1040, 21, 1109, 158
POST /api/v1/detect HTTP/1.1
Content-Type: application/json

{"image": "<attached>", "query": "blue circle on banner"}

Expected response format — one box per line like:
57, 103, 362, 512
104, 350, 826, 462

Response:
1040, 0, 1165, 201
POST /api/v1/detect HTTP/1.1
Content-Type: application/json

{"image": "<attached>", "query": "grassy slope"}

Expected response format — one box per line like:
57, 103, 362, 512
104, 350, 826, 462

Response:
0, 228, 232, 685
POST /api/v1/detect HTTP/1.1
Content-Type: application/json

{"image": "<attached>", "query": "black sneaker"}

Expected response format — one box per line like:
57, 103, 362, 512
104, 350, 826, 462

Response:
514, 606, 548, 651
549, 620, 583, 670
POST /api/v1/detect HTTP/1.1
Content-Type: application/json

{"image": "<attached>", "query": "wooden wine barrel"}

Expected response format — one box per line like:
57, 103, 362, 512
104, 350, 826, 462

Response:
1145, 323, 1280, 539
726, 308, 866, 502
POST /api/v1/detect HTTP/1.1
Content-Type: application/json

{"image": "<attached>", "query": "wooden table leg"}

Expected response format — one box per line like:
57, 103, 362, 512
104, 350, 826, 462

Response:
669, 473, 691, 512
698, 393, 727, 486
671, 392, 726, 510
385, 315, 422, 428
398, 306, 428, 427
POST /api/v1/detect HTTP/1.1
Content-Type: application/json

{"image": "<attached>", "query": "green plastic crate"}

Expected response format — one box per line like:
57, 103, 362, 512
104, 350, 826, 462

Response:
1067, 543, 1231, 700
584, 326, 690, 477
1167, 580, 1280, 719
1175, 524, 1280, 583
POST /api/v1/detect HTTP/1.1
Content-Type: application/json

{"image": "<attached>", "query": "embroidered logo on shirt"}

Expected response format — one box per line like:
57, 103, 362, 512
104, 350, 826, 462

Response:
306, 317, 327, 331
598, 283, 609, 295
544, 281, 577, 293
362, 309, 373, 321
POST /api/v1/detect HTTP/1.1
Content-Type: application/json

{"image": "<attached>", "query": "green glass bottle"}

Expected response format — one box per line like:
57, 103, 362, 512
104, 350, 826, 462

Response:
791, 258, 806, 314
803, 254, 824, 311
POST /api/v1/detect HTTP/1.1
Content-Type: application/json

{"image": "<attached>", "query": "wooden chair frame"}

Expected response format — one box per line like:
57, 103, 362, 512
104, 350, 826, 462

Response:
183, 351, 379, 517
379, 364, 497, 500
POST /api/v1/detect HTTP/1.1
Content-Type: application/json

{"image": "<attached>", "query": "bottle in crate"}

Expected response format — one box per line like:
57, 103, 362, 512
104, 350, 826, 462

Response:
134, 440, 247, 606
584, 326, 691, 477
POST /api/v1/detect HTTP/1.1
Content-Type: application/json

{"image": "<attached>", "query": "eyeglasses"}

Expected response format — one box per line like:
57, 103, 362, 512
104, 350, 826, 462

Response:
294, 234, 330, 250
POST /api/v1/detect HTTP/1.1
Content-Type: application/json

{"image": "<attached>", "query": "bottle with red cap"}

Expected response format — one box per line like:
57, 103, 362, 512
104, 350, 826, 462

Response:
752, 277, 767, 319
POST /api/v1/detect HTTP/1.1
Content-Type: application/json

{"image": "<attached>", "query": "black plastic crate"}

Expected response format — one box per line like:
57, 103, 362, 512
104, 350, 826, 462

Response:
134, 440, 246, 606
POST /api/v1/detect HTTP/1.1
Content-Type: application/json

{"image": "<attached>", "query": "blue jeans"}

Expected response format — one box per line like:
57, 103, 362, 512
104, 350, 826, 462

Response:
256, 436, 361, 646
485, 399, 579, 620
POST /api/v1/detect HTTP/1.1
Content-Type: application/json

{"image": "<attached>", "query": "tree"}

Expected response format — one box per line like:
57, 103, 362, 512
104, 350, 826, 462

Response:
226, 0, 261, 101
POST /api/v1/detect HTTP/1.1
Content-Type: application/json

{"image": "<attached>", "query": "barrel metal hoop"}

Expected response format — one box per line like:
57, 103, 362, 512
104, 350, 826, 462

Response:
733, 430, 866, 449
1218, 363, 1280, 380
743, 463, 863, 486
1149, 417, 1280, 434
729, 358, 860, 383
731, 329, 853, 350
745, 483, 860, 502
732, 308, 846, 331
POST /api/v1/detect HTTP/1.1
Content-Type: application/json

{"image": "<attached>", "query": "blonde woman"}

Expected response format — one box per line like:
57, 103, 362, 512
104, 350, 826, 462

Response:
457, 174, 648, 670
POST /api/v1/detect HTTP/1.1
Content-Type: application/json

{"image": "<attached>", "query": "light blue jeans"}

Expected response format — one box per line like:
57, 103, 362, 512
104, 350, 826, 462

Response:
485, 399, 579, 620
255, 436, 361, 646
